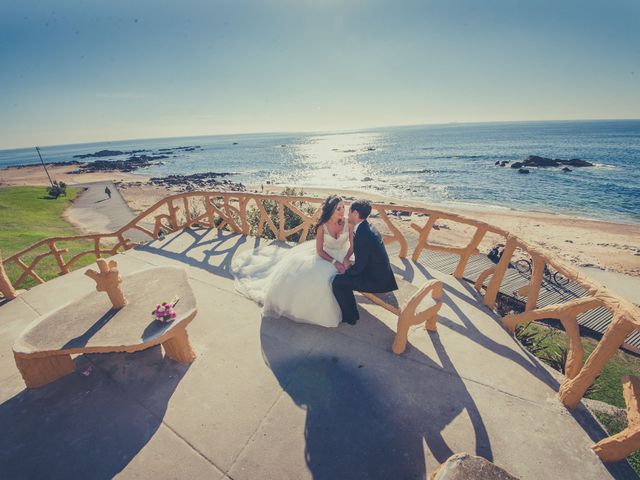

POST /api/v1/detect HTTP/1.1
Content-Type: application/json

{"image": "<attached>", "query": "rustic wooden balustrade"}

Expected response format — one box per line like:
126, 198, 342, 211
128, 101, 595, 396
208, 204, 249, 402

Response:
1, 191, 639, 430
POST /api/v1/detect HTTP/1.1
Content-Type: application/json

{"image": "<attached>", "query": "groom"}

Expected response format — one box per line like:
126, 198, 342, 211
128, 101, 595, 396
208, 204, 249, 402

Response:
332, 199, 398, 324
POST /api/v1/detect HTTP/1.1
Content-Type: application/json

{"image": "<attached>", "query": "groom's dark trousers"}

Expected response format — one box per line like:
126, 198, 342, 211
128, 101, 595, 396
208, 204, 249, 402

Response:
332, 220, 398, 324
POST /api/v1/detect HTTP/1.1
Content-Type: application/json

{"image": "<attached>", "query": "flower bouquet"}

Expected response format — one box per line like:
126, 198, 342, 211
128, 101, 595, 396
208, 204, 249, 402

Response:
152, 295, 180, 323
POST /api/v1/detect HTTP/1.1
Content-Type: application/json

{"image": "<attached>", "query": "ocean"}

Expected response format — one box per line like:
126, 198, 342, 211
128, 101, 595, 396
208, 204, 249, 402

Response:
1, 120, 639, 223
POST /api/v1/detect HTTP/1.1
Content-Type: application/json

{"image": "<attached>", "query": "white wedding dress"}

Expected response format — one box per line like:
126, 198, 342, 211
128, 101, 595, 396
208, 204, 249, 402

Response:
232, 223, 350, 327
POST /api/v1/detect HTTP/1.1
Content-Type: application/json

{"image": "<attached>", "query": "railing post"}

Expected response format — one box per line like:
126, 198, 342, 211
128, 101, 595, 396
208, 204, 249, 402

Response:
205, 196, 216, 228
168, 199, 179, 230
559, 313, 636, 408
559, 314, 584, 379
454, 225, 487, 279
411, 215, 437, 261
0, 252, 17, 300
49, 240, 70, 275
377, 208, 409, 259
278, 200, 286, 240
526, 254, 545, 311
183, 196, 191, 225
483, 237, 517, 308
239, 195, 250, 235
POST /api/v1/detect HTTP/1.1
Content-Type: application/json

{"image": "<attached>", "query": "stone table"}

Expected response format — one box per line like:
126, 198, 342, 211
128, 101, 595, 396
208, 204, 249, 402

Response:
13, 266, 197, 388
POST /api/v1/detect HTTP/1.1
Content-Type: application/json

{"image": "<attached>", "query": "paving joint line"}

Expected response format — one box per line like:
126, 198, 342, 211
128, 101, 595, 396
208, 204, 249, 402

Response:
87, 358, 228, 477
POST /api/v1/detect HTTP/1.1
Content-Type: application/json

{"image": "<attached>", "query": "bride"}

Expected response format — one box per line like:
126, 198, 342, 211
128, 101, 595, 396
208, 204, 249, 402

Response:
232, 195, 353, 327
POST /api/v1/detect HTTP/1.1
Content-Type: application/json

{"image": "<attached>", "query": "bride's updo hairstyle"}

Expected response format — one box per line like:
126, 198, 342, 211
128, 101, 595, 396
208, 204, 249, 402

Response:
315, 195, 343, 233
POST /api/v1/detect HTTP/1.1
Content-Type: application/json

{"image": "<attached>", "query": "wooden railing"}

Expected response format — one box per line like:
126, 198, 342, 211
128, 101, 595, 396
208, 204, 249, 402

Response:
1, 191, 639, 417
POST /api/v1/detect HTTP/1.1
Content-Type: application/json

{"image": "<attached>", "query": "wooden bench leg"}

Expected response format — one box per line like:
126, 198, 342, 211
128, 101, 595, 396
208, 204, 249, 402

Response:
162, 329, 196, 363
14, 353, 75, 388
393, 303, 443, 354
392, 280, 444, 355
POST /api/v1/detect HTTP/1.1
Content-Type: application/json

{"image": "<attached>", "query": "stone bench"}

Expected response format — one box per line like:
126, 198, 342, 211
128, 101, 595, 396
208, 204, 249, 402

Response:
13, 266, 198, 389
361, 278, 444, 354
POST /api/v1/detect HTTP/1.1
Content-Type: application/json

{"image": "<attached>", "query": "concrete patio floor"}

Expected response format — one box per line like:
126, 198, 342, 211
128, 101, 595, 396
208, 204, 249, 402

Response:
0, 228, 636, 479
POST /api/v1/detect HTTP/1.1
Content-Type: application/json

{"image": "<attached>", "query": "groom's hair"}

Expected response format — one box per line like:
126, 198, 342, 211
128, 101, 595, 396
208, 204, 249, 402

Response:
350, 199, 372, 220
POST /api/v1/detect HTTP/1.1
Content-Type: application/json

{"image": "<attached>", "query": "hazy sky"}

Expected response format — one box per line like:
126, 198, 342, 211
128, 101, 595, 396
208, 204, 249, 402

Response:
1, 0, 639, 149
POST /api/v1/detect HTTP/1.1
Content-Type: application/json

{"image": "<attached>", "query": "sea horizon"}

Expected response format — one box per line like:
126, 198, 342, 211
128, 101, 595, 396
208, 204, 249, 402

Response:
1, 117, 639, 153
1, 119, 639, 225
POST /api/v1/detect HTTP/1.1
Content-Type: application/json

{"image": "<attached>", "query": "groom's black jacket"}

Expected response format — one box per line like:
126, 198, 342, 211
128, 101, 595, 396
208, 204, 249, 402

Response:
345, 220, 398, 293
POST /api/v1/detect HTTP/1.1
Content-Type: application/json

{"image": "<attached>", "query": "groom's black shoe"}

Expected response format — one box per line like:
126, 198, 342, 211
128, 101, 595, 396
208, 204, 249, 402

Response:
342, 315, 358, 325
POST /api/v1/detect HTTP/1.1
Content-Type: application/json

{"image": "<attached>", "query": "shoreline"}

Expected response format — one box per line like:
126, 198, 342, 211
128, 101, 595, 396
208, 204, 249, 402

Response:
1, 165, 639, 278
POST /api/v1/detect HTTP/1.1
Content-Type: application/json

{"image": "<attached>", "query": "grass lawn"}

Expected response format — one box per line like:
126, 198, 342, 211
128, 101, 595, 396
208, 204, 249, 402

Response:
516, 322, 640, 408
0, 186, 99, 289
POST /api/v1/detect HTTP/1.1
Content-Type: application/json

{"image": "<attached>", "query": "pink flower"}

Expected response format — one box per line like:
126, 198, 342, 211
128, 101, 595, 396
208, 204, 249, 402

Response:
171, 312, 177, 318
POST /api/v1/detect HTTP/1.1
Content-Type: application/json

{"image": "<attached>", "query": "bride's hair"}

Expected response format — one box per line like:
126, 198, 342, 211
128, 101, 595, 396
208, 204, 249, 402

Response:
315, 195, 343, 233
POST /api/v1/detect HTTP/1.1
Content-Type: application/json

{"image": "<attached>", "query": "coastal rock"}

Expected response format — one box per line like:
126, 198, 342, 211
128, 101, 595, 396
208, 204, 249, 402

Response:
430, 453, 518, 480
158, 146, 201, 152
73, 149, 125, 159
3, 160, 83, 170
518, 168, 530, 174
525, 155, 559, 167
73, 154, 168, 173
565, 158, 593, 167
362, 177, 374, 182
562, 167, 572, 172
149, 172, 244, 193
511, 155, 594, 169
127, 154, 168, 162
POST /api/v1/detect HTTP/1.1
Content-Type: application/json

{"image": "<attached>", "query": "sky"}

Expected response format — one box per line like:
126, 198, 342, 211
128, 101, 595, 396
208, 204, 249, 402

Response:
1, 0, 639, 149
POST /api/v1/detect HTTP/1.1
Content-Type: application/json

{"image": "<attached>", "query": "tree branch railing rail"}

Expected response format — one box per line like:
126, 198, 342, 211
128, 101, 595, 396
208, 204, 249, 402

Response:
1, 190, 639, 421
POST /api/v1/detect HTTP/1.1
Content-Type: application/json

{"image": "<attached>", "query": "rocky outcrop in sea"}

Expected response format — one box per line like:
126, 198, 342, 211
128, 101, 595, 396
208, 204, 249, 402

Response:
71, 155, 169, 173
149, 172, 245, 192
72, 145, 201, 159
510, 155, 594, 169
73, 149, 148, 159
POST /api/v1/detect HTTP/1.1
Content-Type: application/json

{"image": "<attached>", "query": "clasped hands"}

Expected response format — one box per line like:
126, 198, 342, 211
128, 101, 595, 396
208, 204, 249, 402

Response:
334, 258, 352, 274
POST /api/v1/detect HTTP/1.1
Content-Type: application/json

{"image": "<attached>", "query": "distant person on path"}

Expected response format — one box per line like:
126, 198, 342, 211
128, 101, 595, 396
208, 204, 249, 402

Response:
105, 186, 112, 199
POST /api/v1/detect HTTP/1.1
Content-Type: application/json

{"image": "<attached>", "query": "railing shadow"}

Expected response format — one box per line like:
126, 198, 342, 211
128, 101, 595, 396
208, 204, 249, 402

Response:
260, 310, 493, 479
0, 354, 189, 479
136, 228, 255, 279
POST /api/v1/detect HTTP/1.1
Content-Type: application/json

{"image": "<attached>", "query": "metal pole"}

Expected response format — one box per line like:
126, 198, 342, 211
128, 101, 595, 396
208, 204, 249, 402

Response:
35, 147, 54, 188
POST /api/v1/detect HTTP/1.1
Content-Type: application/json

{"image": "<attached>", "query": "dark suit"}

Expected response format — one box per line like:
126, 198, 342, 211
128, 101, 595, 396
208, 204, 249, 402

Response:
332, 220, 398, 324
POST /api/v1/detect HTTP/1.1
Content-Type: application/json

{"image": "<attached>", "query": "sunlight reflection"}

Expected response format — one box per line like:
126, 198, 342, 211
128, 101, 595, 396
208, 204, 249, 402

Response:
277, 132, 384, 189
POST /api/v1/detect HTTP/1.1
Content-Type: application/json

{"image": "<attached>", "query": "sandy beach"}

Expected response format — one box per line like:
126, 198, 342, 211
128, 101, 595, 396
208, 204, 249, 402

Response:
2, 165, 640, 279
0, 164, 149, 186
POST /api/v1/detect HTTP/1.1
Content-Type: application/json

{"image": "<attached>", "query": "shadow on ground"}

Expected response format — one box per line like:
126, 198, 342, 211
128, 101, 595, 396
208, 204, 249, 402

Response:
0, 350, 189, 479
260, 311, 492, 480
